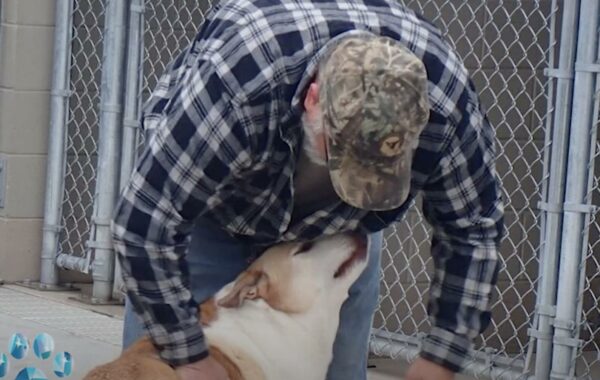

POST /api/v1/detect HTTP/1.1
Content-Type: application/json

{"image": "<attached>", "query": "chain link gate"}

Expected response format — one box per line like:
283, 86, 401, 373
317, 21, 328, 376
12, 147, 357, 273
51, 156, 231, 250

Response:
40, 0, 600, 378
41, 0, 127, 301
41, 0, 107, 287
57, 0, 105, 268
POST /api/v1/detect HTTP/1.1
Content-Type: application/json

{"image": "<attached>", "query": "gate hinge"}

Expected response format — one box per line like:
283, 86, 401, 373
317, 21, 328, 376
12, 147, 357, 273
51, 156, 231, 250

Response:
544, 68, 574, 79
575, 62, 600, 73
131, 4, 145, 14
538, 201, 562, 213
563, 202, 598, 214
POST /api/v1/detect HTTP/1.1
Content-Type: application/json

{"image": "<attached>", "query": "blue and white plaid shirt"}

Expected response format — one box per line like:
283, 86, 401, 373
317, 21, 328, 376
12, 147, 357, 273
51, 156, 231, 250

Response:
112, 0, 504, 372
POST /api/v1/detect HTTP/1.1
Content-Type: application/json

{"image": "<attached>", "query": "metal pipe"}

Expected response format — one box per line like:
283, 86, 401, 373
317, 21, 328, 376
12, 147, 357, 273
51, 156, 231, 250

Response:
120, 0, 144, 191
113, 0, 145, 300
522, 4, 560, 375
90, 0, 129, 302
532, 1, 581, 378
574, 10, 600, 338
40, 0, 75, 286
55, 254, 88, 273
550, 1, 600, 377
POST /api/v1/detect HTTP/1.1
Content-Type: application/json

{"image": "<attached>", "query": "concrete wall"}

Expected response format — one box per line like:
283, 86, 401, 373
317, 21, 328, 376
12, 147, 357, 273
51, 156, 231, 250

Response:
0, 0, 90, 284
0, 0, 56, 282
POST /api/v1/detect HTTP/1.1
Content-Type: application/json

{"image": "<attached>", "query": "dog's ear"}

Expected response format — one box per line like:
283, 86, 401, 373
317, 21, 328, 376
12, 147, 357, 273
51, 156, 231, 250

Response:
218, 270, 269, 308
199, 297, 218, 326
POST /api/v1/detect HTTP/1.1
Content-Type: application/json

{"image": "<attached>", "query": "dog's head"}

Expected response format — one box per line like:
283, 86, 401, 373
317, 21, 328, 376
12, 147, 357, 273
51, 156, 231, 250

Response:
217, 233, 369, 313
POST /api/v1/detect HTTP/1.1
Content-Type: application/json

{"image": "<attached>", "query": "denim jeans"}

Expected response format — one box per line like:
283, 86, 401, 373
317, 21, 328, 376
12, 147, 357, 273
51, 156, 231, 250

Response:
122, 219, 382, 380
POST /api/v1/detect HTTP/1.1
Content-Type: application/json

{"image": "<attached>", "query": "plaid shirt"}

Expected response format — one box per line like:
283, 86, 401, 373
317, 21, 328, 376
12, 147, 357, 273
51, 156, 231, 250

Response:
112, 0, 504, 372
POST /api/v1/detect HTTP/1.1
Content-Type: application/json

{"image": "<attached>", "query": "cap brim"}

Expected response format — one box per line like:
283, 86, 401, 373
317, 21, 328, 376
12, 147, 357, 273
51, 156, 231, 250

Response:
327, 145, 413, 211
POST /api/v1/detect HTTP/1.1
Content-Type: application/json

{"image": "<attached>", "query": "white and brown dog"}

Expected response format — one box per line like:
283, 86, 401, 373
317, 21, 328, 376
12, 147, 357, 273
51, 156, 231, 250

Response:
83, 233, 369, 380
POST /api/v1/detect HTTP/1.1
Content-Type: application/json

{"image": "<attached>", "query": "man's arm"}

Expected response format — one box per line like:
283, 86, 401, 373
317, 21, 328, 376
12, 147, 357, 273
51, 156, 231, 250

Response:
111, 63, 252, 366
419, 82, 504, 373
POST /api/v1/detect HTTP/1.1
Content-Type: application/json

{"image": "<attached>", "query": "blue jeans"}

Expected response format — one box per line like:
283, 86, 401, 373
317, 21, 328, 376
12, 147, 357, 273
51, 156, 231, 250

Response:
122, 219, 382, 380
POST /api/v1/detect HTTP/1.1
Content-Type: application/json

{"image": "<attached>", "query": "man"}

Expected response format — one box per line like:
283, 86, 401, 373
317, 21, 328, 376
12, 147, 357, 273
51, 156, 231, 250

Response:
111, 1, 504, 379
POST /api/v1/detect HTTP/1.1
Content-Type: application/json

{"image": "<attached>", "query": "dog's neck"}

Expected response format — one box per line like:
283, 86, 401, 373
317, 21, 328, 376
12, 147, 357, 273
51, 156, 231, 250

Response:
204, 288, 348, 380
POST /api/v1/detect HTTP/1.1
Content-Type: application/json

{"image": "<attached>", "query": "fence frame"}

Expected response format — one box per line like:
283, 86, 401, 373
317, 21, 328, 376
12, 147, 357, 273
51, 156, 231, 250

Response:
550, 1, 600, 378
85, 0, 129, 302
111, 0, 145, 301
40, 0, 75, 289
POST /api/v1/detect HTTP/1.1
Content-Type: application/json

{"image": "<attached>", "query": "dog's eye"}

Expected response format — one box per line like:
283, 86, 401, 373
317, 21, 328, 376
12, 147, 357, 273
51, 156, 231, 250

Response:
294, 241, 314, 255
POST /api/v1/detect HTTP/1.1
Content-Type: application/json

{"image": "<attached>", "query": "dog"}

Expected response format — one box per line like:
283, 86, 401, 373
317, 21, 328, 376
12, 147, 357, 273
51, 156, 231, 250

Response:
83, 233, 369, 380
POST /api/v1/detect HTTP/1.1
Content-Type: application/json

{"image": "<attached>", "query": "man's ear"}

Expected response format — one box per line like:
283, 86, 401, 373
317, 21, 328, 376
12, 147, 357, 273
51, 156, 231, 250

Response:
304, 82, 320, 117
217, 270, 269, 308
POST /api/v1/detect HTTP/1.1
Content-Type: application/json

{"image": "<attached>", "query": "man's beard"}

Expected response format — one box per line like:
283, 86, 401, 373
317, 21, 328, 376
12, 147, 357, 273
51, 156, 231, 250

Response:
301, 113, 327, 167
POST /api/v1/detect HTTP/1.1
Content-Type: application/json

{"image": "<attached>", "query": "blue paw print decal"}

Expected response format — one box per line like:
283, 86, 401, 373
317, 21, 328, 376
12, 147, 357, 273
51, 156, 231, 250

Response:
1, 333, 73, 379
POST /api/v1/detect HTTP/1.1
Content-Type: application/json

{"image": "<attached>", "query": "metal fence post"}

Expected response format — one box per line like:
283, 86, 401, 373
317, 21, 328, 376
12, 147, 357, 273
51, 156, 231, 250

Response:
112, 0, 145, 300
550, 0, 600, 378
530, 1, 580, 378
89, 0, 129, 302
516, 4, 557, 377
40, 0, 75, 287
120, 0, 145, 193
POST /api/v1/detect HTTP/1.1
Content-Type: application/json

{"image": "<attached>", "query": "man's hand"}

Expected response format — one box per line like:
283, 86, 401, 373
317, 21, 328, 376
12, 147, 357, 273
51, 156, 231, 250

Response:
404, 357, 455, 380
175, 356, 230, 380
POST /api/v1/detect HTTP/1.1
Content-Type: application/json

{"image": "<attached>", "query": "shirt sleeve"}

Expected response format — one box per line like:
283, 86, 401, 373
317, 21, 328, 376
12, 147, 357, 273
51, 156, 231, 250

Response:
111, 62, 252, 366
419, 82, 504, 372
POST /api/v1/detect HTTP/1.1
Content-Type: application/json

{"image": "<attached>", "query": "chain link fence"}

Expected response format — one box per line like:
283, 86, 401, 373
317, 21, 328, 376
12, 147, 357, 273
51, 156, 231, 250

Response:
372, 2, 558, 378
40, 0, 600, 378
142, 1, 212, 94
580, 138, 600, 377
57, 0, 105, 268
137, 1, 215, 147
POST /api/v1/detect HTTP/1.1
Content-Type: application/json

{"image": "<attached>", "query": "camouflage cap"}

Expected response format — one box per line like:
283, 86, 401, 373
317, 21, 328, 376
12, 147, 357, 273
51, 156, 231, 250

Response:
320, 35, 430, 210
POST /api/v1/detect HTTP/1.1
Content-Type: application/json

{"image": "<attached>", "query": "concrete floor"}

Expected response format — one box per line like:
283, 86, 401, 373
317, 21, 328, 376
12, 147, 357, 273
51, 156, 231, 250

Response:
4, 284, 599, 380
0, 284, 406, 379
